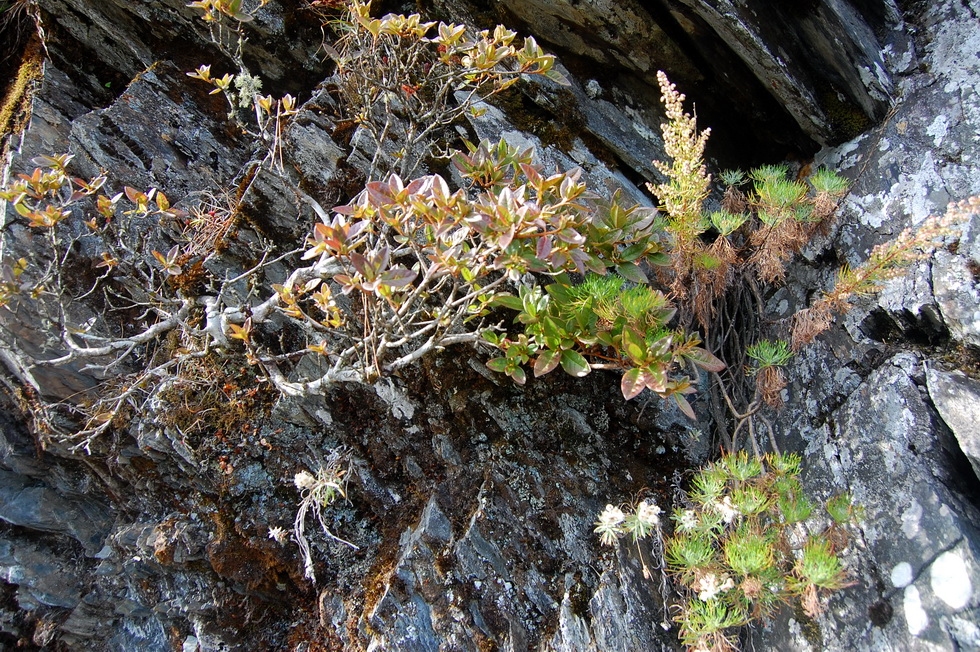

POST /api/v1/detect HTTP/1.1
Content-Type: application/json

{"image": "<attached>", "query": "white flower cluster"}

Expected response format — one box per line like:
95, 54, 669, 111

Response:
678, 509, 698, 531
636, 500, 662, 526
713, 495, 739, 524
595, 504, 626, 546
694, 572, 734, 602
595, 499, 664, 546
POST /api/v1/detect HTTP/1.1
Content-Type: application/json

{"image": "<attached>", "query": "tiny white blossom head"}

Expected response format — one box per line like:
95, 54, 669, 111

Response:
636, 500, 662, 526
599, 504, 626, 525
713, 495, 739, 524
294, 470, 317, 491
695, 572, 735, 602
679, 509, 698, 531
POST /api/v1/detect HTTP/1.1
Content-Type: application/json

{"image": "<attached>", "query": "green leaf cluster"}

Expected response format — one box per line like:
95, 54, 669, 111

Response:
487, 270, 724, 413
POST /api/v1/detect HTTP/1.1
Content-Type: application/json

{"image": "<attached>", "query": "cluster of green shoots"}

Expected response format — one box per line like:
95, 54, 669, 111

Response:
597, 452, 859, 652
745, 339, 793, 408
485, 273, 724, 417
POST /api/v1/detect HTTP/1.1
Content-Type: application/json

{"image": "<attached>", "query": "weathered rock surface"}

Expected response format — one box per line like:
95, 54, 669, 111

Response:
752, 2, 980, 649
0, 0, 978, 651
430, 0, 904, 163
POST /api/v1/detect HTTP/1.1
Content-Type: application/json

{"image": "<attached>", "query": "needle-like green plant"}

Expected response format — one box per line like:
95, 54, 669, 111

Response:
791, 199, 971, 349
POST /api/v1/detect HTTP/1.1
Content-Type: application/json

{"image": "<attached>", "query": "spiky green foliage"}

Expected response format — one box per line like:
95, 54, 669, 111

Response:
710, 210, 749, 236
721, 450, 763, 482
826, 493, 859, 524
720, 169, 747, 187
730, 484, 771, 516
809, 168, 849, 196
723, 526, 775, 576
768, 452, 803, 476
775, 477, 814, 523
746, 339, 793, 370
756, 177, 808, 213
676, 598, 747, 650
690, 465, 729, 505
794, 539, 848, 589
666, 533, 717, 581
749, 164, 790, 185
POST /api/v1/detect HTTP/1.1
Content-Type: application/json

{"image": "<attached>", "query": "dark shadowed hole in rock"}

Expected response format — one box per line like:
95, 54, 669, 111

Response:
636, 0, 823, 165
506, 2, 818, 168
853, 347, 893, 375
859, 306, 950, 347
812, 245, 842, 267
868, 598, 893, 627
947, 444, 980, 506
441, 0, 821, 168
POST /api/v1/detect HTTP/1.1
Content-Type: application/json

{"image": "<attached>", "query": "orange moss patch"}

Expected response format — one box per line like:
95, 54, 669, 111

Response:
206, 511, 298, 593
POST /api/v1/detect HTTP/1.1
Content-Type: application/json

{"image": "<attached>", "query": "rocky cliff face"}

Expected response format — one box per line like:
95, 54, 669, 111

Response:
0, 0, 978, 650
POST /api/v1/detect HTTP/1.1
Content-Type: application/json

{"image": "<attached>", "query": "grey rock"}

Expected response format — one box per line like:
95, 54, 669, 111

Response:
67, 62, 248, 198
0, 538, 84, 609
933, 238, 980, 349
752, 353, 980, 651
0, 469, 112, 554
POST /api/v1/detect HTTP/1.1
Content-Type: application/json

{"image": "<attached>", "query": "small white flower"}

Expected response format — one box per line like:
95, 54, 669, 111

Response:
294, 470, 317, 491
713, 495, 739, 524
599, 504, 626, 526
679, 509, 698, 531
695, 573, 735, 601
595, 504, 627, 546
636, 500, 662, 526
268, 526, 288, 544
